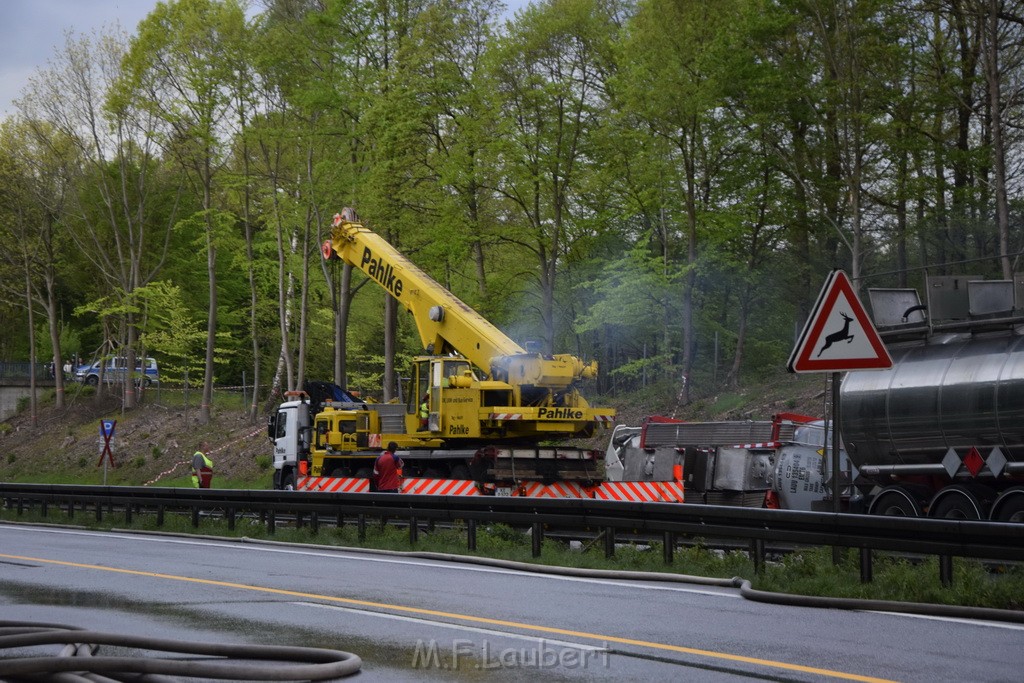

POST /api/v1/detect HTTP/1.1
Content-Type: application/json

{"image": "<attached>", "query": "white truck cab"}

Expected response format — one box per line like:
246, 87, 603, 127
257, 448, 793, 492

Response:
268, 399, 310, 489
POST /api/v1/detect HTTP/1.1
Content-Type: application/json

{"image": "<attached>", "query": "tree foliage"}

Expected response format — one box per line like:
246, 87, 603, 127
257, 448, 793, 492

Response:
5, 0, 1024, 418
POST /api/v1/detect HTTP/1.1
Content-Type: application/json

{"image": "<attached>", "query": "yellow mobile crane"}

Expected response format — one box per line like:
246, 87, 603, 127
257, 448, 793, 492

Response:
268, 208, 635, 497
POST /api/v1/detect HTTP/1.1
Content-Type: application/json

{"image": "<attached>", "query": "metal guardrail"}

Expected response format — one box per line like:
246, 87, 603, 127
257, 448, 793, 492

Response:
0, 362, 57, 385
3, 483, 1023, 585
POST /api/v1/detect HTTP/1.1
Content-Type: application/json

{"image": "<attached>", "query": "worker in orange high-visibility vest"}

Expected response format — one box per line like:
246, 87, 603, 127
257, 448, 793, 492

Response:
191, 441, 214, 488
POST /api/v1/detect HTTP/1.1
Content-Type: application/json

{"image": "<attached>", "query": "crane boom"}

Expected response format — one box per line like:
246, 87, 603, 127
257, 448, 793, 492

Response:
324, 208, 598, 392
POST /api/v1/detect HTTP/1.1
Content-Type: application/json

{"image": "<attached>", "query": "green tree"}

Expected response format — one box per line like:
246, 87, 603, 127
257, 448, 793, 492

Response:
115, 0, 250, 423
20, 28, 183, 409
489, 0, 618, 356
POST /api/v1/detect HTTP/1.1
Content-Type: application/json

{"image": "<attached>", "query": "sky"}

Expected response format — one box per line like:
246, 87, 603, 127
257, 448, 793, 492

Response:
0, 0, 530, 120
0, 1, 158, 118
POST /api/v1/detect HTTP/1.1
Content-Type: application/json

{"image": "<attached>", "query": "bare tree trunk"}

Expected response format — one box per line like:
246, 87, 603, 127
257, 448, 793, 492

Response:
43, 265, 65, 410
679, 127, 698, 406
985, 0, 1013, 280
24, 263, 38, 428
335, 263, 353, 387
124, 324, 137, 410
384, 292, 397, 401
297, 207, 313, 390
241, 121, 260, 422
200, 201, 217, 425
272, 193, 295, 392
727, 290, 750, 389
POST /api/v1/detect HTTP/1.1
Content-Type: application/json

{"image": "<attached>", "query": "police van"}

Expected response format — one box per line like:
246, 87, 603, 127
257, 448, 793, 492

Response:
74, 357, 159, 386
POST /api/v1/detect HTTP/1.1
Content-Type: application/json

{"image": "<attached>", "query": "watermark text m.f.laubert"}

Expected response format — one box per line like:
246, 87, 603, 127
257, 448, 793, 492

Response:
412, 638, 610, 671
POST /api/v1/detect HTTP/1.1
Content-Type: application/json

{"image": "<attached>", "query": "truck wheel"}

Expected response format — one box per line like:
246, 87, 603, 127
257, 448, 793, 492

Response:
991, 488, 1024, 523
450, 464, 472, 480
282, 472, 295, 490
929, 487, 982, 520
870, 488, 919, 517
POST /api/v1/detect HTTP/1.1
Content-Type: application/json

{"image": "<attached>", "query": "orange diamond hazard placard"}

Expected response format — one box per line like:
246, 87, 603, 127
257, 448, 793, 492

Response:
787, 270, 892, 373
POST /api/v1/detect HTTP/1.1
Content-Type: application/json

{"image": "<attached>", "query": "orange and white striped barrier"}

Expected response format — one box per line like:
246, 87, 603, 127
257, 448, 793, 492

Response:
402, 478, 481, 496
588, 481, 685, 503
297, 476, 369, 493
295, 476, 684, 502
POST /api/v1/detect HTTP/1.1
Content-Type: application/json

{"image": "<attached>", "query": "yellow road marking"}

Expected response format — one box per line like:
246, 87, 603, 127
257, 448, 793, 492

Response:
1, 552, 896, 682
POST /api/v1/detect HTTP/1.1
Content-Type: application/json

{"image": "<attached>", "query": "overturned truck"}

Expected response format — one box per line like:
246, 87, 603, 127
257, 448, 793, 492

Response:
605, 413, 858, 511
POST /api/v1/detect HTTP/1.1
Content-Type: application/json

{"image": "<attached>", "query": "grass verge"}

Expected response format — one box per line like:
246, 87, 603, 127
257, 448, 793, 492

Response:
2, 505, 1021, 612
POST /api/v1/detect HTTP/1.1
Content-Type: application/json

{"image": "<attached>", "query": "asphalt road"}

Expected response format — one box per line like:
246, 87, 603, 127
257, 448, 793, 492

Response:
0, 523, 1020, 681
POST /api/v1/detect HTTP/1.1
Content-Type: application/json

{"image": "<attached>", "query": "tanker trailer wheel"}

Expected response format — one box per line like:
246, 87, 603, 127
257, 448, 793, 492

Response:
928, 486, 983, 520
869, 487, 920, 516
991, 487, 1024, 523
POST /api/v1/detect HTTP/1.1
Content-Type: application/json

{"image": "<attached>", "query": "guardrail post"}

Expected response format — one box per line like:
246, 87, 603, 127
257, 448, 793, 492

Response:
227, 508, 235, 531
467, 519, 477, 551
157, 505, 164, 526
66, 501, 74, 520
358, 514, 366, 541
95, 502, 103, 523
296, 512, 305, 529
859, 547, 873, 583
939, 555, 953, 587
191, 506, 200, 528
267, 509, 276, 534
750, 539, 765, 574
336, 512, 344, 528
125, 503, 133, 524
16, 497, 23, 515
409, 516, 418, 545
40, 501, 48, 518
310, 511, 319, 534
604, 527, 615, 558
663, 531, 675, 564
532, 523, 543, 558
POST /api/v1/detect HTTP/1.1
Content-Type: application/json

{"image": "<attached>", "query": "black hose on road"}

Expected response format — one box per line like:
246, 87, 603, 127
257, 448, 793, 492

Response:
0, 620, 362, 681
239, 535, 1024, 624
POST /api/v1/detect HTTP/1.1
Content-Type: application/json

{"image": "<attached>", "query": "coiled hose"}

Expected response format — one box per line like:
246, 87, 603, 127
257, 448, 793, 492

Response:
0, 620, 361, 681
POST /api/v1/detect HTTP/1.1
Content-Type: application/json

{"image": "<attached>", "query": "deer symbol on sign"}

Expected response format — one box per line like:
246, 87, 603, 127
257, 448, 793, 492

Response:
817, 312, 854, 357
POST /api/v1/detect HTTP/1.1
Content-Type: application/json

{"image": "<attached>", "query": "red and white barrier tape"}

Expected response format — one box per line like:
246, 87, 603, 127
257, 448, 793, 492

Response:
144, 426, 264, 486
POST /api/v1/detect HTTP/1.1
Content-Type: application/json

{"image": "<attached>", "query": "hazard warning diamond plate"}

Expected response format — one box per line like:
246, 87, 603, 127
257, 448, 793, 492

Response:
941, 448, 961, 478
987, 446, 1007, 478
963, 447, 985, 478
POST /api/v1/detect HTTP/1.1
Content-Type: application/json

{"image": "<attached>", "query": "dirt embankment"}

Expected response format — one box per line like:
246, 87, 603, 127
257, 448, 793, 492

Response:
1, 371, 830, 486
1, 389, 268, 486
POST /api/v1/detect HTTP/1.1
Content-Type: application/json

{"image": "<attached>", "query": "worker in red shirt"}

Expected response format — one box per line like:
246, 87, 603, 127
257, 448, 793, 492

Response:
373, 441, 403, 493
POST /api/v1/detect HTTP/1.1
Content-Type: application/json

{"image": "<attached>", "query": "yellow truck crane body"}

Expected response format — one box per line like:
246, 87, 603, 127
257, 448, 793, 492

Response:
267, 208, 619, 491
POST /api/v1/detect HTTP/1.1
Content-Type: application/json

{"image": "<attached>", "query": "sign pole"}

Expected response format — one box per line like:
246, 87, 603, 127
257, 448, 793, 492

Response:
831, 371, 843, 563
97, 419, 117, 484
831, 371, 842, 515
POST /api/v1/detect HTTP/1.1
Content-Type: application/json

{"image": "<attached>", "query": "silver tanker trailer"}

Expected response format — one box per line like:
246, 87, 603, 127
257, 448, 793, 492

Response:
840, 275, 1024, 522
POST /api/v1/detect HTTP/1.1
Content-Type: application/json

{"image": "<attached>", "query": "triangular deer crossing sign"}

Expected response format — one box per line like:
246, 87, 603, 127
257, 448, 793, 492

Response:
787, 270, 893, 373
